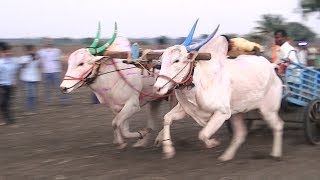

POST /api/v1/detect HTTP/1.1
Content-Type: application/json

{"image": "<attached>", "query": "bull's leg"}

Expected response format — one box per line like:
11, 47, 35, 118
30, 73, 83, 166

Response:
218, 113, 247, 161
260, 111, 284, 158
94, 92, 125, 147
260, 81, 284, 158
169, 95, 178, 109
115, 96, 157, 144
112, 118, 127, 149
111, 96, 141, 149
198, 111, 231, 151
161, 103, 187, 159
154, 129, 164, 147
132, 99, 160, 147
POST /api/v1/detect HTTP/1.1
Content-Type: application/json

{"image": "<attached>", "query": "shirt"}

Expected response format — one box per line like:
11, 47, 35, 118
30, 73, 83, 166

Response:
37, 48, 62, 73
19, 55, 41, 82
131, 45, 140, 59
278, 42, 298, 64
0, 57, 19, 86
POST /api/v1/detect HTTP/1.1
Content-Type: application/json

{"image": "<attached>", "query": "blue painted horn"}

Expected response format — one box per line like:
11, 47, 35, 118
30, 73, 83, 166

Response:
186, 24, 220, 52
181, 18, 199, 47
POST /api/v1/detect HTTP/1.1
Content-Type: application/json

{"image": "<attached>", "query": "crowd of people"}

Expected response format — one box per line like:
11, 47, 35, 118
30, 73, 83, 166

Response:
0, 38, 65, 125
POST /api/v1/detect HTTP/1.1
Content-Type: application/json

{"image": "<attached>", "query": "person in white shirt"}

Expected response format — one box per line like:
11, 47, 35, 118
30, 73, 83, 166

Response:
20, 44, 41, 114
37, 38, 65, 104
0, 42, 19, 125
274, 30, 299, 65
274, 30, 301, 84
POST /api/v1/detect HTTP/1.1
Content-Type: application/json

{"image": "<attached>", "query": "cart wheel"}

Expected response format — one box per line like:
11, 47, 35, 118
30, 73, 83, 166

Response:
226, 119, 253, 134
303, 99, 320, 145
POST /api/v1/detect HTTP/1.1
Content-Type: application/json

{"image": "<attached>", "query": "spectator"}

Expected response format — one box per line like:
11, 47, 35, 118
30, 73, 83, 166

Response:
0, 42, 19, 125
274, 29, 301, 84
127, 42, 140, 63
20, 44, 41, 114
296, 41, 308, 66
37, 38, 65, 105
274, 29, 298, 64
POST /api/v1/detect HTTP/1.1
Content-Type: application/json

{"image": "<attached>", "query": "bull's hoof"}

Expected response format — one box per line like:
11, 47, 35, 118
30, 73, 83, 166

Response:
218, 153, 234, 162
162, 151, 175, 159
205, 139, 220, 149
116, 143, 128, 149
132, 134, 150, 148
270, 153, 282, 161
154, 133, 163, 147
271, 156, 283, 161
162, 146, 175, 159
154, 138, 162, 147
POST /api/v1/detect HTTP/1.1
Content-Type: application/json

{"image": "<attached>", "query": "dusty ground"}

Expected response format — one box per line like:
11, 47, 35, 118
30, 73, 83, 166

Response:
1, 79, 320, 180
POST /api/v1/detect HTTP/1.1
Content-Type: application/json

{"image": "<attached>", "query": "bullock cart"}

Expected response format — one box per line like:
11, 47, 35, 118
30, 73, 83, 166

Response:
103, 50, 320, 145
281, 61, 320, 145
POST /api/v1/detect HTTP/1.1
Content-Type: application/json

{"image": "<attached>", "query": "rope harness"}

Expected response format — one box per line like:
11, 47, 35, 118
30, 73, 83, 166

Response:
156, 51, 198, 91
62, 50, 198, 98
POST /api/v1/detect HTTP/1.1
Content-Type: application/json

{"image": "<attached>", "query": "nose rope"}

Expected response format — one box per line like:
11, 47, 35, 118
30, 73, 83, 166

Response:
157, 62, 191, 89
61, 64, 96, 90
62, 80, 85, 90
156, 52, 198, 91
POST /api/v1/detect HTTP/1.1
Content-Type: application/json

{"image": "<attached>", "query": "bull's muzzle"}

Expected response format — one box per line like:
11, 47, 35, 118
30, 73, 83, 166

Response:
60, 86, 68, 94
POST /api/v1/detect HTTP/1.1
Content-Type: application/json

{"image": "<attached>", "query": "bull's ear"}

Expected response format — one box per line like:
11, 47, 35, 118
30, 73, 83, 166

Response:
88, 56, 106, 64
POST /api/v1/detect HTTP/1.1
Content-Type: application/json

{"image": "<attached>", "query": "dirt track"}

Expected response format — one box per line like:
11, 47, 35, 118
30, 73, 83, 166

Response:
1, 83, 320, 180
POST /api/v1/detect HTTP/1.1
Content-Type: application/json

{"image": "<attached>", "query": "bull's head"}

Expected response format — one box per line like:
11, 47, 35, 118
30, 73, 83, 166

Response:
60, 22, 118, 93
154, 19, 219, 95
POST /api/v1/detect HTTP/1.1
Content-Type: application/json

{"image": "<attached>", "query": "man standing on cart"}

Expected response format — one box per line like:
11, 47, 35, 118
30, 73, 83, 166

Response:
274, 29, 299, 73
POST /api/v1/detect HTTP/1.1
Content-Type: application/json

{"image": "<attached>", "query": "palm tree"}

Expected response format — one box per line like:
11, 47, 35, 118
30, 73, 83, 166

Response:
253, 14, 287, 58
286, 22, 317, 41
254, 14, 286, 36
300, 0, 320, 18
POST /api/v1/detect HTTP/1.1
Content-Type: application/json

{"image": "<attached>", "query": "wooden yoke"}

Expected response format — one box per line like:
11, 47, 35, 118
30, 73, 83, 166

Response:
102, 50, 211, 61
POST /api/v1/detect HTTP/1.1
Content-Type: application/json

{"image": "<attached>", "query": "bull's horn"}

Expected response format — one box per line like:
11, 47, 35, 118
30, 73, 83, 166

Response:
181, 18, 199, 47
186, 24, 220, 52
96, 22, 118, 54
89, 22, 101, 48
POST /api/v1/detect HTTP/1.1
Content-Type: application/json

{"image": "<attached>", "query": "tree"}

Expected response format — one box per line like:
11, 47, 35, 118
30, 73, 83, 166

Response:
254, 14, 286, 36
253, 14, 317, 42
286, 22, 317, 41
299, 0, 320, 18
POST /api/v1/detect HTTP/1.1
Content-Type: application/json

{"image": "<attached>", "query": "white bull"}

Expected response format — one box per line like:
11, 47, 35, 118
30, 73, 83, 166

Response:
153, 24, 284, 161
60, 24, 176, 148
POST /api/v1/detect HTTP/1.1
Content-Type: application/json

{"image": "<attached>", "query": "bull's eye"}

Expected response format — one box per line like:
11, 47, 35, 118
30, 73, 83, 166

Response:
174, 59, 179, 63
78, 62, 84, 66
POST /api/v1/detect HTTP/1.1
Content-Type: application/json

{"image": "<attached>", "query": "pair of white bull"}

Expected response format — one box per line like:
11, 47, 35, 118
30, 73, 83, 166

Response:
60, 21, 283, 161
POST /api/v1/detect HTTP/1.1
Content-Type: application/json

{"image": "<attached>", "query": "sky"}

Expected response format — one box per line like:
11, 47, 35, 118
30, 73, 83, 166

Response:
1, 0, 319, 39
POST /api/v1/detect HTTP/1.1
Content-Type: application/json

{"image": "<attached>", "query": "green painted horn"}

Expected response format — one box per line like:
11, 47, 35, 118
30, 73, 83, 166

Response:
95, 22, 118, 54
89, 22, 101, 48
